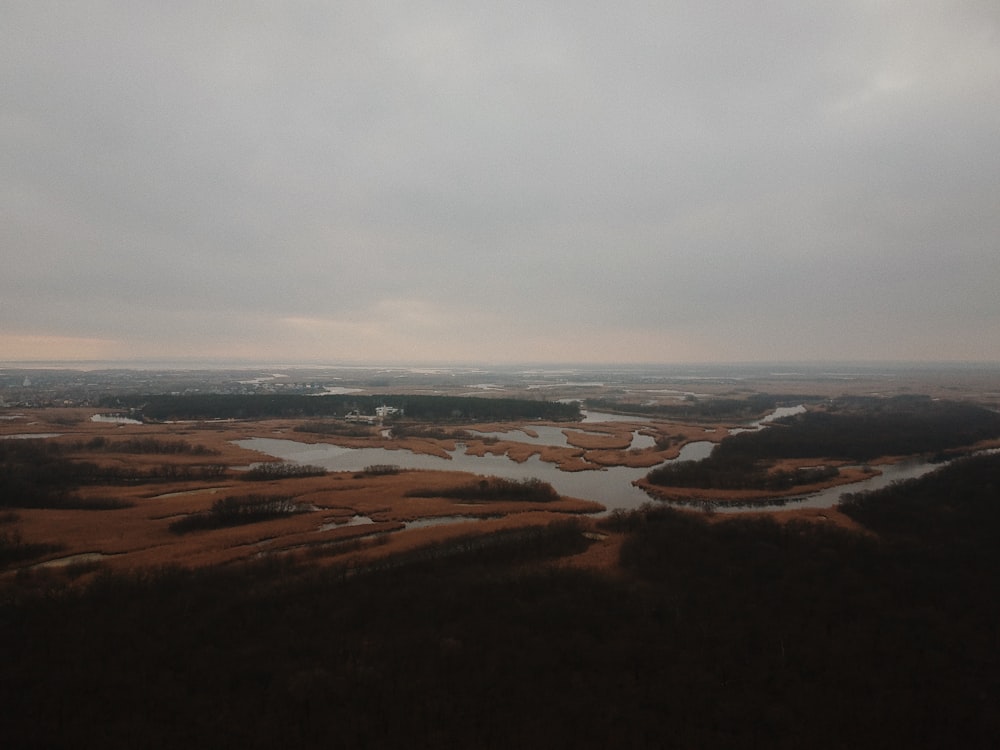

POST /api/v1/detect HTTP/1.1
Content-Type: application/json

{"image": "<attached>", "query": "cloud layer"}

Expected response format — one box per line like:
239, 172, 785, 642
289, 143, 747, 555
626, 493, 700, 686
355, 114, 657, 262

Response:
3, 2, 999, 363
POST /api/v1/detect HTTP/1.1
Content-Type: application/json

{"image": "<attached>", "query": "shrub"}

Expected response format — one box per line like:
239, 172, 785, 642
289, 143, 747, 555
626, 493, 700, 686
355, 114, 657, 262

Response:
406, 476, 558, 503
361, 464, 402, 476
240, 462, 326, 481
169, 494, 302, 534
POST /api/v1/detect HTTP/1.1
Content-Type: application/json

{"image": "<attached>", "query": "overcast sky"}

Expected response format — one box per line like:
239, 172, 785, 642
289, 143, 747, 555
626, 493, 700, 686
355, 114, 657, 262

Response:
3, 2, 999, 365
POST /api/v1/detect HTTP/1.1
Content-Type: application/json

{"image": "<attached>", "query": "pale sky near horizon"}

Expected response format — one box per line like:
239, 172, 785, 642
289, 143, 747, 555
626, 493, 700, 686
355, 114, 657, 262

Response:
3, 2, 999, 365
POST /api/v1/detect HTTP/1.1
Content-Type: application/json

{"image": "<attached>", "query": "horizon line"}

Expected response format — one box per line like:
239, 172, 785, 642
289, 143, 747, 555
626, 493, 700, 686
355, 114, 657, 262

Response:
3, 358, 1000, 372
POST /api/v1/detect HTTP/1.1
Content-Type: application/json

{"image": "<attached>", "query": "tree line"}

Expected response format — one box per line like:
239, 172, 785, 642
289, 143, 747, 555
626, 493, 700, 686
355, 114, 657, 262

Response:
405, 476, 559, 503
730, 395, 1000, 462
239, 462, 326, 481
71, 436, 219, 455
103, 393, 581, 422
585, 393, 821, 420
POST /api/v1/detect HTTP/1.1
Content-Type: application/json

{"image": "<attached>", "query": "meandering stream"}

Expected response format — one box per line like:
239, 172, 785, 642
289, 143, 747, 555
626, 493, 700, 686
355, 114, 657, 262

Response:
233, 407, 950, 515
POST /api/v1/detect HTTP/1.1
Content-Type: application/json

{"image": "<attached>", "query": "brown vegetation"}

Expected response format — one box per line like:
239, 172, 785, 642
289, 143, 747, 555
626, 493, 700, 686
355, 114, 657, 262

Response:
1, 409, 608, 581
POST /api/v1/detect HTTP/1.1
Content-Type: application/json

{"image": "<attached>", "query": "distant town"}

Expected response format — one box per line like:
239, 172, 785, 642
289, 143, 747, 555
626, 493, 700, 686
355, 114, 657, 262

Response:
3, 361, 999, 409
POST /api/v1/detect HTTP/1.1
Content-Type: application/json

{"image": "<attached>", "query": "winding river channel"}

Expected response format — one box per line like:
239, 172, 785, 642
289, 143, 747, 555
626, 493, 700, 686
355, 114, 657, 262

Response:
233, 408, 951, 516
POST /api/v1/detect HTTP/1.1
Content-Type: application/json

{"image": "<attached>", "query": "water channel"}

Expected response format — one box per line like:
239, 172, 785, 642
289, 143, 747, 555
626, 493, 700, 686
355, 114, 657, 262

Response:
232, 407, 954, 516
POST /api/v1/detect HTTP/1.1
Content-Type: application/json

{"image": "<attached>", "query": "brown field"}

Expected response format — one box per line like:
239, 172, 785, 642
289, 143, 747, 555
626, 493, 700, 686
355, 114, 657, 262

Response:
2, 409, 615, 582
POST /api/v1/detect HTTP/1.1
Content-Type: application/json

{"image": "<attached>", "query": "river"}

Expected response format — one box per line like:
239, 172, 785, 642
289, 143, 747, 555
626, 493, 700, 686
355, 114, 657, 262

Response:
233, 407, 951, 516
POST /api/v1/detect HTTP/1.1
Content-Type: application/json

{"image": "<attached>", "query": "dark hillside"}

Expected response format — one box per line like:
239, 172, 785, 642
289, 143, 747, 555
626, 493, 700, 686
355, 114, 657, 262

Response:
647, 396, 1000, 490
2, 456, 999, 748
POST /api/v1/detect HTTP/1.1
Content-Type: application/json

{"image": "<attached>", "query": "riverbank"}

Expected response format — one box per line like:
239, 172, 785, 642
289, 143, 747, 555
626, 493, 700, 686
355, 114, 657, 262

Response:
634, 463, 879, 506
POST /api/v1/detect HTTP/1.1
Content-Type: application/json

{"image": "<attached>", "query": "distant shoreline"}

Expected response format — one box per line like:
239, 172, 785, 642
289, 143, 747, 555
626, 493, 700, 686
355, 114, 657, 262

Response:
3, 359, 1000, 372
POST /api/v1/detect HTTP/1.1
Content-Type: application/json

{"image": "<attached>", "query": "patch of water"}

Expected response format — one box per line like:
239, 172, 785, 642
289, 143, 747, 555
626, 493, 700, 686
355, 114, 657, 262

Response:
90, 414, 142, 424
729, 405, 806, 435
150, 487, 228, 499
581, 410, 654, 424
403, 514, 500, 530
31, 552, 111, 569
311, 386, 363, 395
629, 431, 658, 450
317, 515, 376, 531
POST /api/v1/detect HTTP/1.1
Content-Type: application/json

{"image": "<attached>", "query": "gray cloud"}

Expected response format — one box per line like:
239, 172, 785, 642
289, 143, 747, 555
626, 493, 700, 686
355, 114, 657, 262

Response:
3, 1, 998, 363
